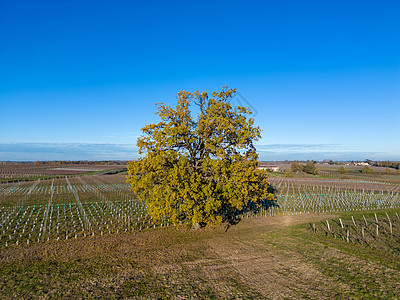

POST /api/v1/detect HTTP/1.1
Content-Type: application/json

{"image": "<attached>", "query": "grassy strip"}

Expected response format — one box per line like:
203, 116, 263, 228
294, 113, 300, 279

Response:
265, 210, 400, 298
1, 211, 400, 298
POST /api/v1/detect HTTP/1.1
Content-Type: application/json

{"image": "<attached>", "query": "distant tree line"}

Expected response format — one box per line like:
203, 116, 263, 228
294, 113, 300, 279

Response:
291, 161, 318, 175
365, 160, 400, 170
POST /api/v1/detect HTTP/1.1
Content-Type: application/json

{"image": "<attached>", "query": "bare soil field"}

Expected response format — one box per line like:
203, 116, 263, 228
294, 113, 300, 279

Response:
269, 176, 400, 193
0, 163, 126, 181
1, 169, 400, 298
1, 211, 399, 299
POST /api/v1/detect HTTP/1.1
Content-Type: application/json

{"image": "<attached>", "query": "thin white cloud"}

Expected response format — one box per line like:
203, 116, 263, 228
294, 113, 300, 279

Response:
0, 142, 398, 162
256, 144, 342, 151
0, 143, 138, 161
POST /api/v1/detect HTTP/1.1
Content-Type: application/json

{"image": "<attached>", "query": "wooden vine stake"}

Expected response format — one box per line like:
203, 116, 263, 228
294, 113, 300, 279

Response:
363, 215, 368, 226
339, 218, 344, 229
374, 213, 379, 224
386, 212, 392, 236
326, 220, 331, 232
376, 224, 379, 237
351, 216, 356, 227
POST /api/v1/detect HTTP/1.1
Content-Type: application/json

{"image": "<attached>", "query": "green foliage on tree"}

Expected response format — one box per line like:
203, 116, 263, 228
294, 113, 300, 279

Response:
291, 162, 303, 173
362, 166, 375, 174
338, 166, 348, 174
303, 162, 318, 175
291, 161, 318, 175
126, 87, 274, 228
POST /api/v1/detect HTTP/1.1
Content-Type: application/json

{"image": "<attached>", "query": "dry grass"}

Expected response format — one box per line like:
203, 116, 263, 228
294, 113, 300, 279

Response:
1, 212, 400, 298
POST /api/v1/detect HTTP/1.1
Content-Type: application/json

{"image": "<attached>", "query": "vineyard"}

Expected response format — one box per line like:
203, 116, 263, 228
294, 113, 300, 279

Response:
311, 211, 400, 255
2, 165, 400, 298
269, 177, 400, 214
0, 162, 125, 181
1, 168, 400, 249
0, 175, 153, 248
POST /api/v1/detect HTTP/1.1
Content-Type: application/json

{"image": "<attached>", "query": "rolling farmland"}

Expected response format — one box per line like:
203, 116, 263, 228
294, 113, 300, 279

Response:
0, 175, 151, 248
1, 164, 400, 249
0, 162, 126, 181
1, 163, 400, 298
269, 176, 400, 214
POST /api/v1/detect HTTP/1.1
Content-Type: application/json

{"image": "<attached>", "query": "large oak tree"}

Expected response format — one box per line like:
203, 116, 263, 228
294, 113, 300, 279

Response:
127, 87, 274, 228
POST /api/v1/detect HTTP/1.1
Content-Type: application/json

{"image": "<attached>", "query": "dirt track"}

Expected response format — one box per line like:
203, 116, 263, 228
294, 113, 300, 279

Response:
2, 213, 400, 298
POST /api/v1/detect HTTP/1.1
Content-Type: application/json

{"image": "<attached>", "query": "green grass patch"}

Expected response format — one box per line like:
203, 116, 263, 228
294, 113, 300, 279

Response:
264, 210, 400, 298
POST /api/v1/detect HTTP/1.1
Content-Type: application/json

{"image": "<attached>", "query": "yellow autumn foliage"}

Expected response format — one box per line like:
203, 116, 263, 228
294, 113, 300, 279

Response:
127, 87, 274, 228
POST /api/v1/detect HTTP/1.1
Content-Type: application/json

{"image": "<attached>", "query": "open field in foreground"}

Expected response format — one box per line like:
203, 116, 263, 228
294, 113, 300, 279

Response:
1, 211, 400, 298
1, 168, 400, 298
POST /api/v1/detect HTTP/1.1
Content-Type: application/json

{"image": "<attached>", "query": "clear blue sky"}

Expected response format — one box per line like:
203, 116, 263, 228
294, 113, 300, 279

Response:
0, 0, 399, 161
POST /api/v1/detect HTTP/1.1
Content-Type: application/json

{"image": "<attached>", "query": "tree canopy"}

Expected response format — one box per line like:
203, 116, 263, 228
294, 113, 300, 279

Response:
291, 161, 318, 175
126, 87, 274, 228
338, 166, 348, 174
362, 166, 375, 174
291, 162, 303, 173
303, 162, 318, 175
